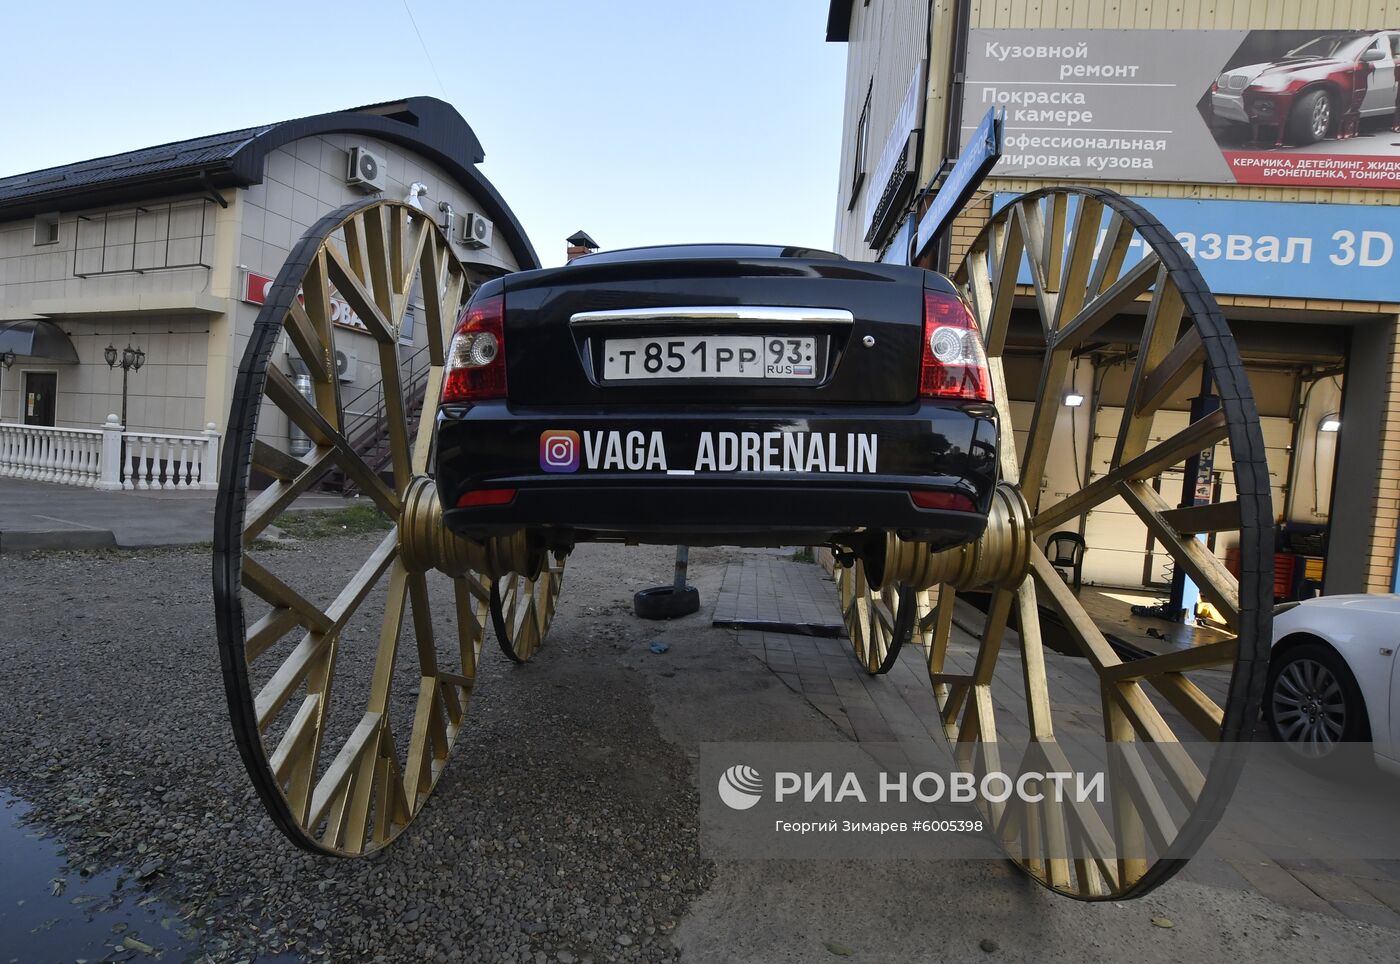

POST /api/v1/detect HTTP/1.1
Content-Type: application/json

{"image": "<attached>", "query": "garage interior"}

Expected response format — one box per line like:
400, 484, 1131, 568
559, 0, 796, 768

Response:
1001, 303, 1367, 654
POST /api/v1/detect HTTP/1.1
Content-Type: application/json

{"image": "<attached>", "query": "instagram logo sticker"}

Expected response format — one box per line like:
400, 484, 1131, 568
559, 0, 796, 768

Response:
539, 430, 580, 473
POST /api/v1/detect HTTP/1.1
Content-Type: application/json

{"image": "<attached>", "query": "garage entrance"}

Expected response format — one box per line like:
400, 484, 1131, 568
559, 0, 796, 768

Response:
1003, 308, 1352, 618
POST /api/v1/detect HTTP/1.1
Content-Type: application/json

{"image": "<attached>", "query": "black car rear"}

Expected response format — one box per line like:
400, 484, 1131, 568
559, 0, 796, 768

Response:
434, 244, 998, 551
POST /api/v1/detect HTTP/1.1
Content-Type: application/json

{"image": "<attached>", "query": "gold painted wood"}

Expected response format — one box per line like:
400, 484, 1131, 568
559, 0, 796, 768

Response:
492, 553, 566, 663
218, 199, 495, 856
1113, 269, 1188, 467
1100, 639, 1238, 683
1117, 480, 1242, 627
1158, 500, 1242, 534
1032, 409, 1230, 534
926, 188, 1270, 899
1054, 253, 1160, 350
837, 559, 913, 675
252, 438, 313, 483
1137, 326, 1204, 420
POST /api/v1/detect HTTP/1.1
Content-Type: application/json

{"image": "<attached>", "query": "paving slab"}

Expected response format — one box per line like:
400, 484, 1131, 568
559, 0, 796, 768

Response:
713, 556, 844, 635
731, 554, 1400, 930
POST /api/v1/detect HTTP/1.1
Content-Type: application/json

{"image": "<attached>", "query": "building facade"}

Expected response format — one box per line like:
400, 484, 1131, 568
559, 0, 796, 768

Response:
828, 1, 1400, 595
0, 97, 535, 472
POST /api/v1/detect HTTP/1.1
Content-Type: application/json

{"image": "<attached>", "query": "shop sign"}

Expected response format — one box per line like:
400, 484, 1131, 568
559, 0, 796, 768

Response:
992, 193, 1398, 302
965, 29, 1400, 189
916, 107, 1004, 259
242, 270, 366, 331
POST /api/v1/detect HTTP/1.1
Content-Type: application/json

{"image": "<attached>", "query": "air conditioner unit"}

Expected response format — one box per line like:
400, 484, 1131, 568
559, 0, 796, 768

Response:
346, 146, 386, 193
462, 212, 493, 249
335, 348, 358, 382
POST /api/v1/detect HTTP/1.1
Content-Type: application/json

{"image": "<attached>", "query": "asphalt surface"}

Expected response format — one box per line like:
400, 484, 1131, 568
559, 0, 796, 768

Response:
0, 478, 346, 551
1, 538, 1398, 963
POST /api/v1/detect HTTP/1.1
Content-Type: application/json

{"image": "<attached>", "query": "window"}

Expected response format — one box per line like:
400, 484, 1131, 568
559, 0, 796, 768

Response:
849, 82, 872, 211
33, 213, 59, 245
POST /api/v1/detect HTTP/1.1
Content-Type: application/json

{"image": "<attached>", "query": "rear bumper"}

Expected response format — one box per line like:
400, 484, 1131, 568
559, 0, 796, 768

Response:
434, 401, 998, 548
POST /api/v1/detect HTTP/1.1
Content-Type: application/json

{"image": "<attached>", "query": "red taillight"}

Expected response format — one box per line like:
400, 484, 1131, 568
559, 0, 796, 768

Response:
910, 490, 977, 512
920, 290, 991, 401
455, 487, 516, 508
442, 294, 507, 403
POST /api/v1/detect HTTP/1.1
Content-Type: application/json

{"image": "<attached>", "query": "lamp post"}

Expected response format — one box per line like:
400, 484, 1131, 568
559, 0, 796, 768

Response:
104, 343, 145, 430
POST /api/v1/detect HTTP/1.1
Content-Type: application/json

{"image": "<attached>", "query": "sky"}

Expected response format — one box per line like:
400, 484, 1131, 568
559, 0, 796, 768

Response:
0, 0, 848, 267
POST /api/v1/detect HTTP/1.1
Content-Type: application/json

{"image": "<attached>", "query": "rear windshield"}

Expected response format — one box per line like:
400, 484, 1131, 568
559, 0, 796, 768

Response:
575, 244, 846, 265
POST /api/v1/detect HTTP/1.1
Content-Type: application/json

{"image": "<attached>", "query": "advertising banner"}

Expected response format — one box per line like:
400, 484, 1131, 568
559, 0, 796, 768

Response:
965, 29, 1400, 188
992, 193, 1398, 302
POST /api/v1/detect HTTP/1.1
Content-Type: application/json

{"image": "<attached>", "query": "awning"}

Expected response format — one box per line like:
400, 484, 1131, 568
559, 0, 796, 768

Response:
0, 319, 80, 364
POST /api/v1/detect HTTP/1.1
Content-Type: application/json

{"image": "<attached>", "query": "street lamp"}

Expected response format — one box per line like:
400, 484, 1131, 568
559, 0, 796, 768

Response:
0, 350, 15, 369
105, 342, 146, 430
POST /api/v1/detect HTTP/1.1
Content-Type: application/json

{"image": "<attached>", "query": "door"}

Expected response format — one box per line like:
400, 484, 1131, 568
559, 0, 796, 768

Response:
23, 371, 56, 426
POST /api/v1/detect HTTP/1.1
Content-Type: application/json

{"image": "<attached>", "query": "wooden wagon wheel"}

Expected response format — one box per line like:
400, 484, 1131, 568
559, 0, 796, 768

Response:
836, 560, 914, 674
490, 550, 567, 662
213, 198, 497, 855
912, 186, 1273, 899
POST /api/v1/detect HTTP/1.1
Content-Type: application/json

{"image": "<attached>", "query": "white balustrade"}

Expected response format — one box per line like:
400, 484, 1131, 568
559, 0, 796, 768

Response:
0, 417, 220, 491
0, 422, 105, 487
121, 423, 221, 491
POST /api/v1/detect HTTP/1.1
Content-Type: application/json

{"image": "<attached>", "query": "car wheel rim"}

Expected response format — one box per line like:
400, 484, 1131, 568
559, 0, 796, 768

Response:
1311, 99, 1330, 139
1272, 658, 1345, 756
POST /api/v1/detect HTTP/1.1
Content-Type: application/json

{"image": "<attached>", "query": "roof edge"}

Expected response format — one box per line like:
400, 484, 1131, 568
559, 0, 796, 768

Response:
826, 0, 854, 41
0, 97, 539, 271
227, 97, 538, 269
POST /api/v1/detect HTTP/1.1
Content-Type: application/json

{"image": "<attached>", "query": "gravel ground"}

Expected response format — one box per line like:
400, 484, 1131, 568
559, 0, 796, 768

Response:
0, 539, 730, 963
6, 537, 1400, 964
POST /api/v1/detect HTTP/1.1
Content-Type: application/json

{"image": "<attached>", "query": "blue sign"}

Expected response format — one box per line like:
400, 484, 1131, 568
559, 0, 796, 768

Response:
916, 108, 1004, 259
991, 193, 1398, 303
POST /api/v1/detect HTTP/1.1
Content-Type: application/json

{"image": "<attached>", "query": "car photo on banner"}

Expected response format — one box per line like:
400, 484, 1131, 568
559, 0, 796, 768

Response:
1206, 29, 1400, 149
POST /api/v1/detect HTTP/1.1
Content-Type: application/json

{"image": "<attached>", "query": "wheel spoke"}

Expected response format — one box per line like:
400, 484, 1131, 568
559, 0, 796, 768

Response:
1017, 347, 1072, 501
263, 366, 399, 513
983, 205, 1024, 356
838, 561, 910, 675
1049, 195, 1104, 332
1033, 408, 1230, 533
1115, 277, 1189, 467
1055, 253, 1160, 350
1117, 480, 1240, 627
492, 557, 565, 662
1017, 198, 1059, 332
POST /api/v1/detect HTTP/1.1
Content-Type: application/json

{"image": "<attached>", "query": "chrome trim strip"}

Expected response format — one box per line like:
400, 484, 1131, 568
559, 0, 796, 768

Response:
568, 306, 855, 327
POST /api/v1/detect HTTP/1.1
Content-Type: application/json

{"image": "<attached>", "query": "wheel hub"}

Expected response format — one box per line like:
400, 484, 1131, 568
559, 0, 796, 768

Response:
399, 476, 532, 578
879, 482, 1033, 592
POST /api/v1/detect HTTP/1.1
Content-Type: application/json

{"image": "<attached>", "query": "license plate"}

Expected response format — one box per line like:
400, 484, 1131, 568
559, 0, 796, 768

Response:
602, 335, 817, 381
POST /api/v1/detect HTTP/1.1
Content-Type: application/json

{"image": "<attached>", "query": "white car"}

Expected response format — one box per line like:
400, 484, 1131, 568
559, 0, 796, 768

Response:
1267, 594, 1400, 772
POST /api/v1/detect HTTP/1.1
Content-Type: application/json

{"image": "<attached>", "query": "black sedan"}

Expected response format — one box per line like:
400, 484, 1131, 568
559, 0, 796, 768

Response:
434, 243, 998, 556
